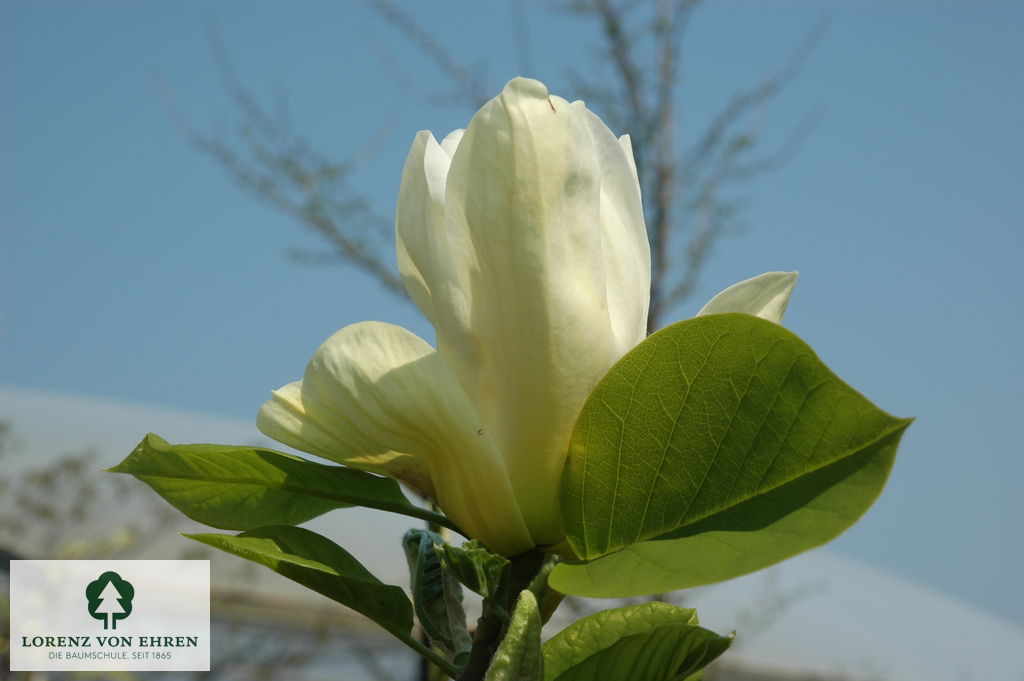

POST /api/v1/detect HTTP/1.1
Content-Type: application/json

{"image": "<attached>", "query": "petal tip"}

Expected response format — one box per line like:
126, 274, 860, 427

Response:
440, 129, 464, 157
502, 76, 549, 99
697, 270, 800, 324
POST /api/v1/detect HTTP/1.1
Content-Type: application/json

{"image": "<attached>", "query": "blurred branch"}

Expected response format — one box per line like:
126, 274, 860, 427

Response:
0, 421, 373, 681
661, 21, 824, 313
593, 0, 652, 143
179, 2, 820, 330
0, 422, 178, 563
366, 0, 490, 109
163, 24, 407, 298
570, 1, 822, 330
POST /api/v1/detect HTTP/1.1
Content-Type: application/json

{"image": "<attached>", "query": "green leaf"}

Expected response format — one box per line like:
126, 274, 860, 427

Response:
111, 434, 456, 531
526, 555, 564, 625
484, 590, 543, 681
541, 602, 730, 681
554, 313, 911, 597
402, 529, 472, 667
185, 525, 413, 638
435, 539, 510, 602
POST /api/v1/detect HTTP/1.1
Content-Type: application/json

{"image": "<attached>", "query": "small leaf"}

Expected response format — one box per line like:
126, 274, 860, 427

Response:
541, 602, 730, 681
186, 525, 412, 638
112, 434, 454, 531
402, 529, 472, 667
555, 313, 911, 596
526, 555, 564, 625
484, 590, 543, 681
435, 539, 510, 602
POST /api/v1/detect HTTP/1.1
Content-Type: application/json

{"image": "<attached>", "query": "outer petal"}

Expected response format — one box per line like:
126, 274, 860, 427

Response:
576, 106, 651, 350
618, 134, 640, 184
425, 77, 649, 545
395, 131, 456, 325
257, 321, 533, 556
440, 129, 464, 157
697, 271, 799, 323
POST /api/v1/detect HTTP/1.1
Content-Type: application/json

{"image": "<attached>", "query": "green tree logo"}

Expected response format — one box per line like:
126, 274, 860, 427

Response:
86, 571, 134, 630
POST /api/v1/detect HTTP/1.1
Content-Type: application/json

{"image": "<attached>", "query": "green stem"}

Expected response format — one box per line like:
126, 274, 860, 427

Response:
457, 550, 548, 681
457, 602, 506, 681
393, 627, 459, 679
406, 506, 464, 535
489, 603, 512, 625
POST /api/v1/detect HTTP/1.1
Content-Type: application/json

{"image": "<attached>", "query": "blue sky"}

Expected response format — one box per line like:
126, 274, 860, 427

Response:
2, 0, 1022, 630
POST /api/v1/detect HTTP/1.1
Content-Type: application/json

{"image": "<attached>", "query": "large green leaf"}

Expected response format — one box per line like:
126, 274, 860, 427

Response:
554, 313, 911, 597
111, 434, 455, 531
402, 529, 472, 666
186, 526, 413, 638
483, 590, 543, 681
542, 602, 730, 681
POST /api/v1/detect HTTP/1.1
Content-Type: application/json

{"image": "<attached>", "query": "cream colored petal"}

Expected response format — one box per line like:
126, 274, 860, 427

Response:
577, 104, 651, 351
434, 77, 648, 545
697, 271, 799, 323
618, 134, 640, 194
440, 129, 464, 157
395, 131, 455, 325
257, 321, 533, 555
257, 350, 433, 497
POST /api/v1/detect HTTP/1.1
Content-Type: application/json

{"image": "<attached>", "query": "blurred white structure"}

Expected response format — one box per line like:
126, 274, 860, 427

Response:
3, 385, 1023, 681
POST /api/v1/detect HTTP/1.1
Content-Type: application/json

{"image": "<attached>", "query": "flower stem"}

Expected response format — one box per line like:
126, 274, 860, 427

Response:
457, 550, 548, 681
457, 601, 505, 681
393, 628, 459, 679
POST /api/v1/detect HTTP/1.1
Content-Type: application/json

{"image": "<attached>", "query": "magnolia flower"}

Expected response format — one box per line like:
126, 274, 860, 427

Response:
257, 77, 797, 556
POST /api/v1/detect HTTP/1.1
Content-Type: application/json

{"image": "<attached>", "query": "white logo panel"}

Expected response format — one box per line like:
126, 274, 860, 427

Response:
9, 560, 210, 671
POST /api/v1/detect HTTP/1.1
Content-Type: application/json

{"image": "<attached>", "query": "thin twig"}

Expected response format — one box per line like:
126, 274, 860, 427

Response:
367, 0, 489, 108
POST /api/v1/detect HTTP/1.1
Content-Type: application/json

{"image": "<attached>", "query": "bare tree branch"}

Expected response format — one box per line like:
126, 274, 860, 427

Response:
163, 25, 407, 298
565, 3, 823, 329
180, 2, 821, 331
660, 19, 825, 313
594, 0, 651, 134
645, 0, 699, 331
367, 0, 490, 109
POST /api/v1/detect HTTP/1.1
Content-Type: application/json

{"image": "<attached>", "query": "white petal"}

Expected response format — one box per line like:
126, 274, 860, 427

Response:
395, 131, 455, 325
440, 129, 464, 157
430, 77, 649, 545
577, 104, 651, 350
618, 134, 640, 193
697, 271, 799, 323
257, 321, 533, 556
